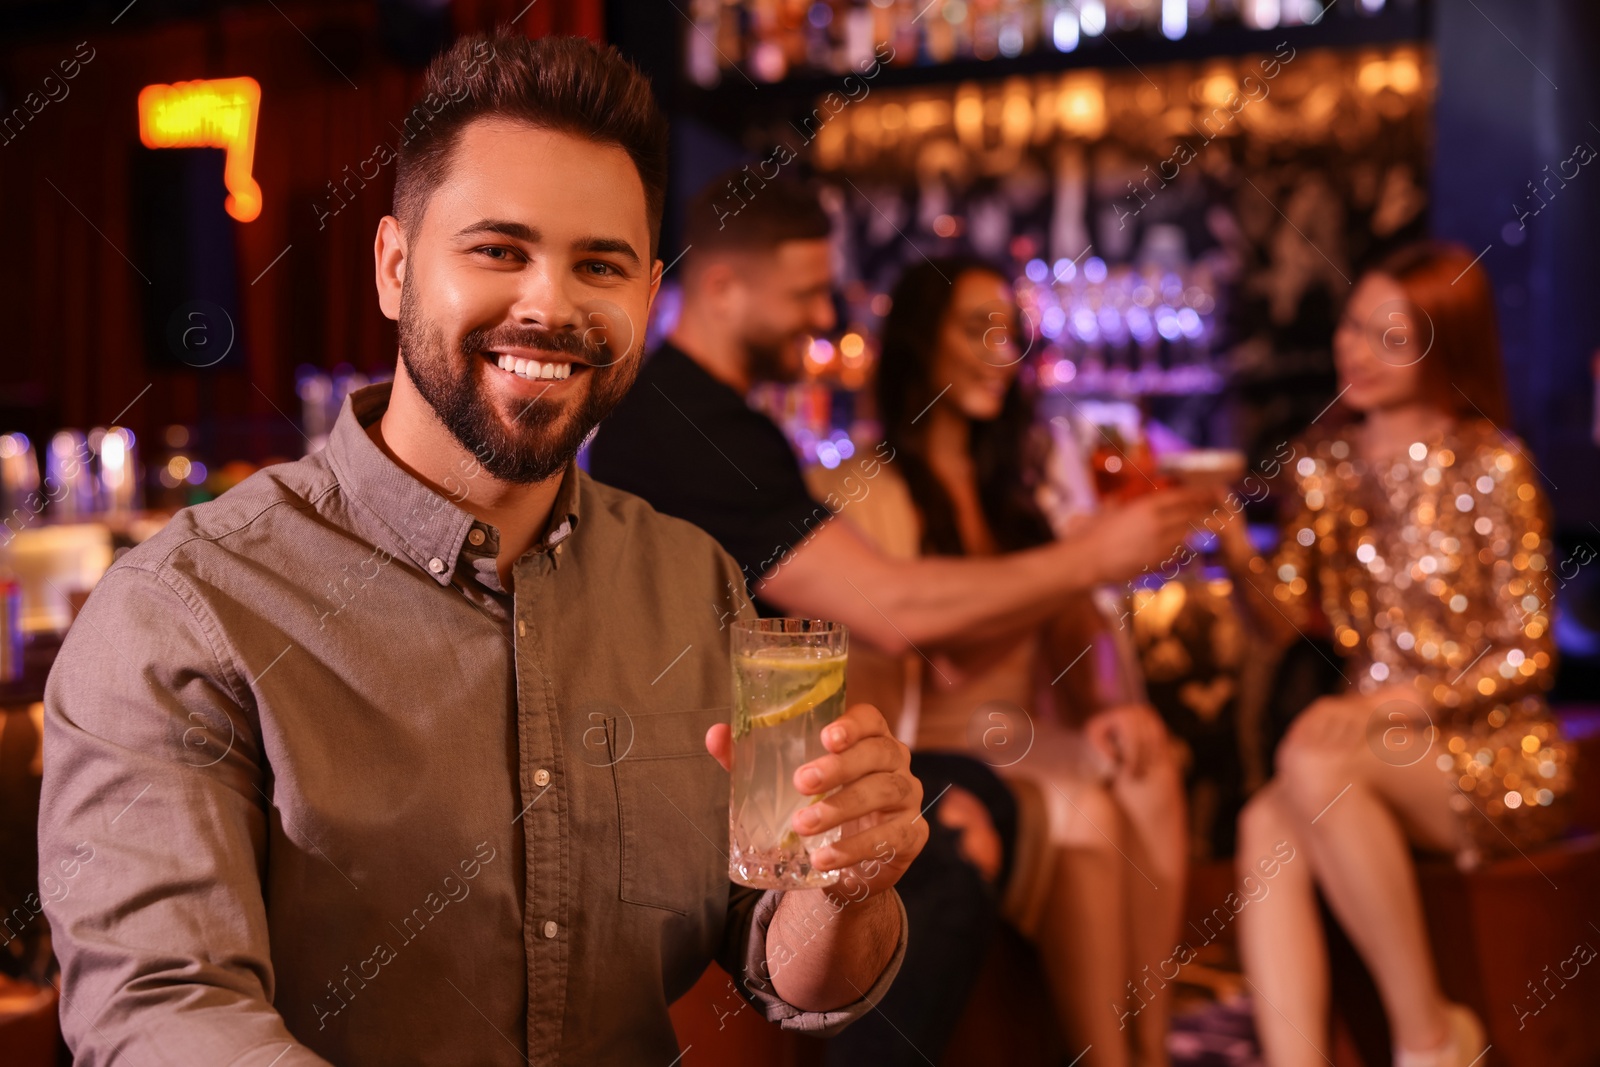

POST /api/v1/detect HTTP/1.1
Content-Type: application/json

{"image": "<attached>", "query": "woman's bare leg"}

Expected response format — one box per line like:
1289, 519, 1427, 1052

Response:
1272, 697, 1462, 1056
1110, 745, 1188, 1067
1236, 782, 1329, 1067
1036, 779, 1134, 1067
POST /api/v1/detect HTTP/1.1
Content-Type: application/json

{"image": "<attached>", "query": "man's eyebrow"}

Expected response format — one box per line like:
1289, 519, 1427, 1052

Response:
450, 222, 641, 268
454, 219, 540, 242
574, 235, 641, 268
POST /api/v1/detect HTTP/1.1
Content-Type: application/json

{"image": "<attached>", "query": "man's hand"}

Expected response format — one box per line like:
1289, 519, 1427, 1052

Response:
706, 703, 927, 895
1079, 488, 1211, 584
1084, 702, 1170, 780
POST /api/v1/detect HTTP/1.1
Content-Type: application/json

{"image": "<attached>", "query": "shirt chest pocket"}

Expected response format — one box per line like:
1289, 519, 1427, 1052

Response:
610, 707, 731, 915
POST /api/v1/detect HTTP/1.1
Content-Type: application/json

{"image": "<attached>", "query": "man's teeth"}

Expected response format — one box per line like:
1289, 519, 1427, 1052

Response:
496, 354, 573, 381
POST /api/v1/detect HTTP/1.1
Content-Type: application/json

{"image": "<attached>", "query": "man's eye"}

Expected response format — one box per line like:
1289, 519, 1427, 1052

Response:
582, 261, 620, 277
474, 246, 517, 262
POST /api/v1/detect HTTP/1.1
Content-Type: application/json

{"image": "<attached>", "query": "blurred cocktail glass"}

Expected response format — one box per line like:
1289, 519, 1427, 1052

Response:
1156, 448, 1247, 492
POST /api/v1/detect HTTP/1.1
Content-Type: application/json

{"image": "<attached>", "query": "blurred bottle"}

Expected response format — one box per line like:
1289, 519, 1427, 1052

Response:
0, 557, 20, 683
0, 432, 40, 525
46, 430, 97, 519
699, 0, 1397, 79
98, 427, 139, 516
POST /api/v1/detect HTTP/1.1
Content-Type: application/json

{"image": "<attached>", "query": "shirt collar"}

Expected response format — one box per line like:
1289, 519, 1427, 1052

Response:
325, 381, 583, 587
541, 453, 580, 569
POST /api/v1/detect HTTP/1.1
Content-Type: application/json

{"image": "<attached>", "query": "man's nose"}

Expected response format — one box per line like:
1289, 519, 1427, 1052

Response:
510, 266, 581, 330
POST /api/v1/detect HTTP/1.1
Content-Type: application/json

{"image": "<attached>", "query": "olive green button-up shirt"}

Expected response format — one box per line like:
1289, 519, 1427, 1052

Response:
39, 383, 904, 1066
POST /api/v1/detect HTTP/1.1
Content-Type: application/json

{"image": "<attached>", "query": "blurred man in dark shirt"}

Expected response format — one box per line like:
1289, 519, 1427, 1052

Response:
590, 172, 1201, 1063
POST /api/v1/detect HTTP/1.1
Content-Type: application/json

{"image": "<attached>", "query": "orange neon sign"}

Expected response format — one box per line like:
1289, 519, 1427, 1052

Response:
138, 77, 262, 223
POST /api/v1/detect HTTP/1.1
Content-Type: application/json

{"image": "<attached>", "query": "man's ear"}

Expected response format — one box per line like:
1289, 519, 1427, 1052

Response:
697, 258, 741, 304
646, 256, 664, 313
374, 215, 406, 321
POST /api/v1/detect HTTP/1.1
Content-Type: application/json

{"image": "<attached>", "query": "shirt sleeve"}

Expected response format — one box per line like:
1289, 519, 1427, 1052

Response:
39, 564, 331, 1067
718, 886, 908, 1037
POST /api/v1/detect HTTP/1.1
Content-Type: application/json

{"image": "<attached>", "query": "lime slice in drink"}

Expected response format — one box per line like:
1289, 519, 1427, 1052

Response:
747, 666, 845, 731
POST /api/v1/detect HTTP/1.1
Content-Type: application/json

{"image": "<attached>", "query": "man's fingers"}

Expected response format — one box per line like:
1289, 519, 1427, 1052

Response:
705, 723, 733, 774
793, 734, 904, 794
792, 771, 917, 837
821, 703, 892, 753
813, 815, 927, 873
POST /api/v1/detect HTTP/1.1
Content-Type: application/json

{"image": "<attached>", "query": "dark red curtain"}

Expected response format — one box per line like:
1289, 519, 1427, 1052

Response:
0, 0, 604, 463
453, 0, 604, 41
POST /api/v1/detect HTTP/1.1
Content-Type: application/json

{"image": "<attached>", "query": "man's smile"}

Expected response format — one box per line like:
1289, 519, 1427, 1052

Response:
483, 347, 593, 392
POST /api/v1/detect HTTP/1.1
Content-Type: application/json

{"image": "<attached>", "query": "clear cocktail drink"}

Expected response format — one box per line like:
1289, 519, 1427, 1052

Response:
728, 619, 848, 890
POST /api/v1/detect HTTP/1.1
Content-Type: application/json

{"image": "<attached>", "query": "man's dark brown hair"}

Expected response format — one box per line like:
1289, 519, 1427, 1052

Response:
393, 33, 668, 258
680, 166, 832, 269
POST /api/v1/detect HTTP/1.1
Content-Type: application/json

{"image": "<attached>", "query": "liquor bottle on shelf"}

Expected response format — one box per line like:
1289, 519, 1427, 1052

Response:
685, 0, 1401, 82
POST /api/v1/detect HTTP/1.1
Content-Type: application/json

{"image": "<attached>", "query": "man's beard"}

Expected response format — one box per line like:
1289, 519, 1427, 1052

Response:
397, 277, 638, 485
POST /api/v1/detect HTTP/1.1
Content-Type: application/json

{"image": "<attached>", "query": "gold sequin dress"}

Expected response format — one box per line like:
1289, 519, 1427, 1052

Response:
1255, 418, 1574, 867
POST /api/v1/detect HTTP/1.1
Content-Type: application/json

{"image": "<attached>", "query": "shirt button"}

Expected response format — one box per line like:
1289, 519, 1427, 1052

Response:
468, 528, 486, 546
534, 768, 551, 787
517, 620, 526, 638
543, 920, 558, 939
427, 557, 445, 574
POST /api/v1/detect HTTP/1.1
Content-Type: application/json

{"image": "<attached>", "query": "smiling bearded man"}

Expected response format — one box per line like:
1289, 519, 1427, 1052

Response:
395, 267, 631, 485
38, 34, 922, 1067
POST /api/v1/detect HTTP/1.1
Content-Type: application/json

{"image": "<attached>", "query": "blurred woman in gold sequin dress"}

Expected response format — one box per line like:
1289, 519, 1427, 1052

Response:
1217, 243, 1574, 1067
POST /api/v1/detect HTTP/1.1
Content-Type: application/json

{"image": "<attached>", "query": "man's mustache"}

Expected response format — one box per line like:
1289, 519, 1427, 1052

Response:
464, 327, 606, 363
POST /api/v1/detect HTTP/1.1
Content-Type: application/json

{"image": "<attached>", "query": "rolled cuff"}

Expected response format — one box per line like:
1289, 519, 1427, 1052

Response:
731, 887, 908, 1038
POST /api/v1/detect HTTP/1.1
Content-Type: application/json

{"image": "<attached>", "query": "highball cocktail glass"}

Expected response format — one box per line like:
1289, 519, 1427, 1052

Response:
728, 618, 848, 890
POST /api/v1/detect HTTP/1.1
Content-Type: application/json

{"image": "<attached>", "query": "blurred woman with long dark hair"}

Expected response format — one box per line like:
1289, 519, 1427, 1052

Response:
810, 257, 1187, 1067
1216, 242, 1574, 1067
